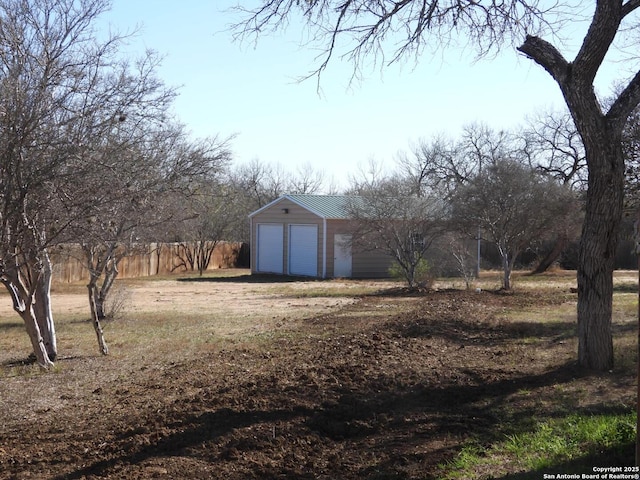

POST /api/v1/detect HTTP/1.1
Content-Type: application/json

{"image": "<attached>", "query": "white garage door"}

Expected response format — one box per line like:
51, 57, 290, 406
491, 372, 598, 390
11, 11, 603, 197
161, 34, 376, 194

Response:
289, 224, 318, 277
256, 224, 284, 274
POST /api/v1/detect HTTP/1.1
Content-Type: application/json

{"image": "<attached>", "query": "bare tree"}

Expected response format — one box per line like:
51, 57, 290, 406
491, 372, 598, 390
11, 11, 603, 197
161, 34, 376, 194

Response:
396, 134, 460, 197
398, 124, 525, 279
0, 0, 233, 363
450, 159, 579, 290
171, 183, 237, 276
72, 125, 232, 353
523, 110, 588, 189
231, 0, 640, 370
518, 110, 586, 273
55, 54, 178, 354
347, 174, 446, 288
0, 0, 131, 367
444, 233, 477, 290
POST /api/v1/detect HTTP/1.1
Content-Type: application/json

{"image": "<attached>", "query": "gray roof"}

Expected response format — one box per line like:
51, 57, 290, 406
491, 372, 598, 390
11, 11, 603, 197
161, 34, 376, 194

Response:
249, 194, 362, 219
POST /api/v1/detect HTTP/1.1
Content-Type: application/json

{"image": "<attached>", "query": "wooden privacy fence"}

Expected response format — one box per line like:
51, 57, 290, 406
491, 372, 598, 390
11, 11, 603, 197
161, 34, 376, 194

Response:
50, 242, 243, 284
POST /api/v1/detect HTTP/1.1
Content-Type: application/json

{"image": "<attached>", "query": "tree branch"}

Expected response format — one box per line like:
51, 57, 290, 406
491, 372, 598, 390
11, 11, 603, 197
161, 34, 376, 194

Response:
517, 35, 571, 86
232, 0, 551, 86
622, 0, 640, 17
572, 0, 623, 84
607, 69, 640, 129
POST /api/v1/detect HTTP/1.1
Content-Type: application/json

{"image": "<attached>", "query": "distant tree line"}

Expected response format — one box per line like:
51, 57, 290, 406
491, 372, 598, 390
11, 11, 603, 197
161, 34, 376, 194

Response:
344, 108, 640, 290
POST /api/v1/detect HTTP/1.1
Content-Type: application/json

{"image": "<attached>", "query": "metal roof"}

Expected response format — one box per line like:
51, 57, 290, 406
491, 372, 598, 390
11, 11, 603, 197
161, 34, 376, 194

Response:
249, 194, 362, 219
286, 194, 361, 219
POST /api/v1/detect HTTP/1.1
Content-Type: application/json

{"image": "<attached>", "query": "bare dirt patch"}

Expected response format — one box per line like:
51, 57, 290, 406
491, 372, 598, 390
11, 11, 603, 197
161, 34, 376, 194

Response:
0, 271, 635, 479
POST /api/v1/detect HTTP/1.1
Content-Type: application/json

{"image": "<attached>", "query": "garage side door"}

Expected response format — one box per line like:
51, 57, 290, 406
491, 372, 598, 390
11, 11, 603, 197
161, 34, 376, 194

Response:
256, 224, 284, 274
289, 224, 318, 277
333, 234, 352, 278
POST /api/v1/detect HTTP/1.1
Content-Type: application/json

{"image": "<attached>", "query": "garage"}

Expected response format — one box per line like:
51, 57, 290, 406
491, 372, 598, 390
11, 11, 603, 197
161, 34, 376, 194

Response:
256, 224, 283, 273
249, 194, 393, 278
288, 224, 318, 276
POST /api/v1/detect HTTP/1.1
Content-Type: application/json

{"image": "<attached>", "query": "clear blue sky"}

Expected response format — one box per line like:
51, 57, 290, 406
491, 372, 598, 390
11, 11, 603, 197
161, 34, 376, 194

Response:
100, 1, 623, 188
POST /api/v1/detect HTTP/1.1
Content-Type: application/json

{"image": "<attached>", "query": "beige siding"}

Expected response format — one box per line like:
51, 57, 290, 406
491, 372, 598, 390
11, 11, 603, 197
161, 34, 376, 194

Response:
324, 219, 393, 278
351, 249, 394, 278
251, 198, 324, 277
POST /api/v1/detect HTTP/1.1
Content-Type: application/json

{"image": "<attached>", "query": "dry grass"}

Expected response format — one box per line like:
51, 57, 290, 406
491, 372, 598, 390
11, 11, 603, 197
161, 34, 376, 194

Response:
0, 269, 393, 367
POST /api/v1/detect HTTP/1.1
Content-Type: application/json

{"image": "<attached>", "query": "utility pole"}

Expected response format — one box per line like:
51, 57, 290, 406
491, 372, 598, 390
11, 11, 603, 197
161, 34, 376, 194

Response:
476, 156, 483, 279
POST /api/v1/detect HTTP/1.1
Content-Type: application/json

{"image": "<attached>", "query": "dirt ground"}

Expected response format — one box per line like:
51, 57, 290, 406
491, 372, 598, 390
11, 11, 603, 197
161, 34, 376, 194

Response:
0, 272, 636, 479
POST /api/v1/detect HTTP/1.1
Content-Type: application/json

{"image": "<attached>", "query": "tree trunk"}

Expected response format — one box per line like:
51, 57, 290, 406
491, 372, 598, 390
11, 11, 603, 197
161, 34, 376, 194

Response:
33, 251, 57, 361
87, 277, 109, 355
531, 234, 569, 274
95, 258, 120, 321
20, 307, 54, 368
502, 254, 511, 290
576, 133, 624, 371
498, 245, 513, 290
1, 278, 54, 368
95, 296, 106, 321
517, 7, 639, 371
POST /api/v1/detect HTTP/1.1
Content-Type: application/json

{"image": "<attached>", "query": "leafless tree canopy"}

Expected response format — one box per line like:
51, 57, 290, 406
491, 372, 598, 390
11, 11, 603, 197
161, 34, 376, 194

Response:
396, 123, 523, 197
346, 168, 447, 287
521, 109, 587, 189
232, 0, 555, 81
450, 158, 578, 289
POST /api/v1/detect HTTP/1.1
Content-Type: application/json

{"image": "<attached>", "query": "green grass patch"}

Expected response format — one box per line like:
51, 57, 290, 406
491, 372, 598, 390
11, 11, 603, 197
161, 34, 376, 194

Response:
439, 411, 636, 478
504, 412, 635, 469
